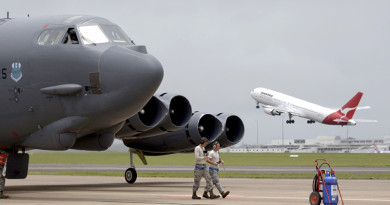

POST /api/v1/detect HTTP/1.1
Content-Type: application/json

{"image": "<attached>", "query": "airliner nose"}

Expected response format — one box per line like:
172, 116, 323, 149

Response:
250, 90, 256, 99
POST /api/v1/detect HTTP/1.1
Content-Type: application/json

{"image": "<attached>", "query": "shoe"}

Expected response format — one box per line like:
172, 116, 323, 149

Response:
209, 190, 220, 199
222, 191, 230, 198
202, 191, 209, 198
192, 191, 201, 199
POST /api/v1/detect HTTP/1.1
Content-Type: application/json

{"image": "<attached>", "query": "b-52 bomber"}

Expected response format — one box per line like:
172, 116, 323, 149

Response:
0, 15, 244, 184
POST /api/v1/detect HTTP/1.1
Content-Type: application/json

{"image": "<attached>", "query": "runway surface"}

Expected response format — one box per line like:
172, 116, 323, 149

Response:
2, 175, 390, 205
29, 164, 390, 174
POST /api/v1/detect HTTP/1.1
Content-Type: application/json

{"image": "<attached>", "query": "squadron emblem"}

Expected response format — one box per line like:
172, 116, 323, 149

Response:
11, 62, 22, 83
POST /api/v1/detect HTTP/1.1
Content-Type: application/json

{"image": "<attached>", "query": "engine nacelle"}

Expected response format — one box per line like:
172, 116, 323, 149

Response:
71, 133, 115, 151
206, 113, 244, 150
122, 112, 222, 154
116, 96, 167, 138
263, 107, 281, 116
131, 93, 192, 138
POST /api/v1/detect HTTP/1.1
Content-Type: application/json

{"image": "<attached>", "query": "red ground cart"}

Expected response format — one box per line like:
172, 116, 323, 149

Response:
309, 159, 344, 205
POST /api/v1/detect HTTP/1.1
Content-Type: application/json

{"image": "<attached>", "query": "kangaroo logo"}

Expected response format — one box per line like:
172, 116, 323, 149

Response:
340, 106, 357, 117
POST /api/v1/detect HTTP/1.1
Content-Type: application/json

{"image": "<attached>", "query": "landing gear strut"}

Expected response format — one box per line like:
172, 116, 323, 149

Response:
125, 149, 137, 184
286, 113, 295, 124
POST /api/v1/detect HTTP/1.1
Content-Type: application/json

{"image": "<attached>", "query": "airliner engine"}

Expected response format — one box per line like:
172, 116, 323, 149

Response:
263, 107, 281, 116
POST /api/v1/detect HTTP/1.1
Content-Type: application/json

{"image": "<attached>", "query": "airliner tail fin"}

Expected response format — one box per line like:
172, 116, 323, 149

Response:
339, 92, 363, 119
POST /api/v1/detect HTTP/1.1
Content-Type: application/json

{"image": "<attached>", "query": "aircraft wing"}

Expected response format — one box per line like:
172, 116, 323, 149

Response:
263, 105, 302, 117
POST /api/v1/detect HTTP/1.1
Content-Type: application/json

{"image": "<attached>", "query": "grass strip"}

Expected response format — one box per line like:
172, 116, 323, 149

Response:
28, 171, 390, 180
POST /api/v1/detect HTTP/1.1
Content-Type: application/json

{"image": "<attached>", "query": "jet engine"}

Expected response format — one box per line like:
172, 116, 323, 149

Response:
206, 113, 245, 150
263, 107, 281, 116
116, 93, 192, 139
116, 96, 167, 138
122, 112, 222, 154
130, 93, 192, 138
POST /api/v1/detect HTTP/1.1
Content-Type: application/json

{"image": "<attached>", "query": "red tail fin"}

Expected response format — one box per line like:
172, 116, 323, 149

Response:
338, 92, 363, 119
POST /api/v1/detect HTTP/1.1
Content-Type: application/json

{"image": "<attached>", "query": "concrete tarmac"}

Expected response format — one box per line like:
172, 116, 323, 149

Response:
2, 175, 390, 205
29, 164, 390, 174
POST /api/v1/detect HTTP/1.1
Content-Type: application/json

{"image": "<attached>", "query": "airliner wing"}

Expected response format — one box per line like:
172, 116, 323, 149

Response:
264, 106, 302, 117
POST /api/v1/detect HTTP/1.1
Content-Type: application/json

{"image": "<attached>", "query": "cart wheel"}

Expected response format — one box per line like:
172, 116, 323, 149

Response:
309, 191, 321, 205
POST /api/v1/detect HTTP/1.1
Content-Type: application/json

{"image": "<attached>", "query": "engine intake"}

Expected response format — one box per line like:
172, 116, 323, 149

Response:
116, 96, 167, 138
207, 113, 244, 149
263, 107, 281, 116
131, 93, 192, 138
122, 112, 222, 154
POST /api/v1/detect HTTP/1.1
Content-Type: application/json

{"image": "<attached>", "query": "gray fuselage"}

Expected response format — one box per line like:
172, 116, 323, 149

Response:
0, 15, 164, 150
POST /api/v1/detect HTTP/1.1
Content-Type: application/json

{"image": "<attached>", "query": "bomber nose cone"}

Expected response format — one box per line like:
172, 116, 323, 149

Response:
99, 45, 164, 94
98, 45, 164, 118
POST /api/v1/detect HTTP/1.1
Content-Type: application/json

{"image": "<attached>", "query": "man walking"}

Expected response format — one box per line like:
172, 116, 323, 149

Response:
0, 151, 9, 199
192, 137, 219, 199
208, 141, 230, 198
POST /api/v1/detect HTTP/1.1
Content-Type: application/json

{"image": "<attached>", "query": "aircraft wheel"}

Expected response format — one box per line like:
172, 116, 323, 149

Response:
309, 191, 321, 205
125, 167, 137, 184
291, 120, 295, 123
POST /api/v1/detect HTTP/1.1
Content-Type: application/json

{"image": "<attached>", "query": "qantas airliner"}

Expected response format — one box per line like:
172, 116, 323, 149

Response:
250, 87, 376, 126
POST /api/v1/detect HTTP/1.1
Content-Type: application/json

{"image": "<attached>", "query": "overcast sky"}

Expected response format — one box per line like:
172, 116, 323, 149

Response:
3, 0, 390, 145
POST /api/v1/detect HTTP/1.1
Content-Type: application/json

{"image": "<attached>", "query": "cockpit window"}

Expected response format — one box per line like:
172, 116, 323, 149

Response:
78, 25, 109, 45
101, 25, 130, 43
37, 29, 66, 45
62, 28, 79, 44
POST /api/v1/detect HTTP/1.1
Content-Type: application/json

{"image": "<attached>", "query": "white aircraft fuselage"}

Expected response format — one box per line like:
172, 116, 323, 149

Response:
250, 88, 361, 126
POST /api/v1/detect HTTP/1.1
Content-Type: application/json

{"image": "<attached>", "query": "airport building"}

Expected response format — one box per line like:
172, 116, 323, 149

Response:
221, 136, 390, 153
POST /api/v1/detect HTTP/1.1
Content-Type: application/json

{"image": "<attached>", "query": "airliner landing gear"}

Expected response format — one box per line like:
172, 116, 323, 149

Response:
307, 120, 315, 124
286, 113, 294, 124
125, 149, 137, 184
256, 103, 260, 109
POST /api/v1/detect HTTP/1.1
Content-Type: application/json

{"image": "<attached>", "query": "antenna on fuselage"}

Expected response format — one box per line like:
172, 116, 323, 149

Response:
6, 11, 10, 19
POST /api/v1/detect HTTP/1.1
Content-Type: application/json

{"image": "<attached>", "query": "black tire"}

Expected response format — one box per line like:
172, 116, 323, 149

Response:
309, 191, 321, 205
125, 167, 137, 184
